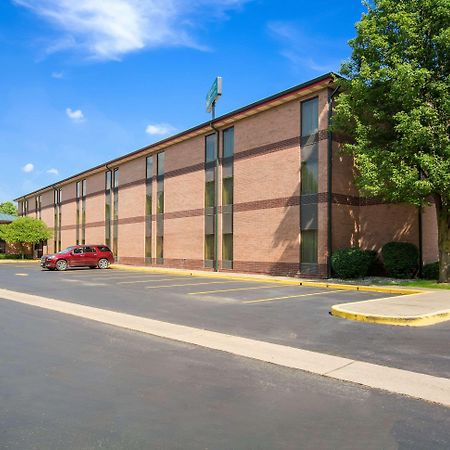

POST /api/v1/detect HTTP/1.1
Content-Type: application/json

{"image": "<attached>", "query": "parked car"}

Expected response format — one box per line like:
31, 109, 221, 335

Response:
40, 245, 114, 271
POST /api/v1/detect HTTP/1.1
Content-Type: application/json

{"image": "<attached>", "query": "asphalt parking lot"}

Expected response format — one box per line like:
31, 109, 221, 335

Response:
1, 263, 449, 378
2, 299, 449, 450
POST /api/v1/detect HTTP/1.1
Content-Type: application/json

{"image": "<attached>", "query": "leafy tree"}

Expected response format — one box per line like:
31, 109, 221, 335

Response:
333, 0, 450, 282
0, 201, 18, 216
0, 217, 52, 259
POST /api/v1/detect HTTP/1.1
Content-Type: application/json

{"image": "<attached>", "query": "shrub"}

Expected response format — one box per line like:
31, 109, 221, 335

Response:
0, 253, 33, 260
331, 248, 377, 279
381, 242, 419, 278
422, 262, 439, 280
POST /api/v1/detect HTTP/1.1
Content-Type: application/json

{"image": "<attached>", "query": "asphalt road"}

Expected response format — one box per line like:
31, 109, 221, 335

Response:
1, 263, 449, 378
1, 299, 449, 450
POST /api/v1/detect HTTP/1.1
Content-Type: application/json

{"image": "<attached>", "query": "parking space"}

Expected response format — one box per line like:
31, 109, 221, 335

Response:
36, 266, 348, 305
1, 262, 450, 378
36, 266, 356, 305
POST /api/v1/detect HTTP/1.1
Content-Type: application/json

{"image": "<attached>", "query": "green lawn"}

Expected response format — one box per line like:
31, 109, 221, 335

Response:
333, 277, 450, 290
394, 280, 450, 290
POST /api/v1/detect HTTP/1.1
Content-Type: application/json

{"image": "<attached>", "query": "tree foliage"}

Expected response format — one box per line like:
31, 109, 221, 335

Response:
333, 0, 450, 281
0, 217, 52, 258
0, 201, 18, 216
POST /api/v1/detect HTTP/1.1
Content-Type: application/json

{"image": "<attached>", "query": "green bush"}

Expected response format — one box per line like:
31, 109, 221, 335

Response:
422, 262, 439, 280
0, 253, 33, 260
331, 248, 377, 279
381, 242, 419, 278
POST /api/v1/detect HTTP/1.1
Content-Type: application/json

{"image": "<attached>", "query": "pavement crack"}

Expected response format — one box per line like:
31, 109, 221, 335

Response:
323, 360, 356, 376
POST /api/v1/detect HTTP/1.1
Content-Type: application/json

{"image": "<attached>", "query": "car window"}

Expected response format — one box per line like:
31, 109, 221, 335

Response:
73, 248, 83, 254
57, 246, 75, 254
84, 246, 96, 253
98, 246, 111, 252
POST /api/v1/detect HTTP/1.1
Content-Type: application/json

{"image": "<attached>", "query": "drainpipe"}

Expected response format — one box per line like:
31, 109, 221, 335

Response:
210, 109, 220, 272
327, 86, 340, 278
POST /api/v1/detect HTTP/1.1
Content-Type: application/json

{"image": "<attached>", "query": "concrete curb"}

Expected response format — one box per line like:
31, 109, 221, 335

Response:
330, 303, 450, 327
110, 264, 419, 295
0, 260, 37, 264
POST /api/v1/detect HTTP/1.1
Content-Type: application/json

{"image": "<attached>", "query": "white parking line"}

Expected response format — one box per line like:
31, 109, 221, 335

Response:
117, 278, 179, 285
145, 281, 244, 289
0, 287, 449, 407
188, 284, 287, 295
244, 290, 343, 304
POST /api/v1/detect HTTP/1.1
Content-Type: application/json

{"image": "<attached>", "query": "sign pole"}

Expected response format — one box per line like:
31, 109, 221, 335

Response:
206, 77, 222, 272
213, 102, 219, 272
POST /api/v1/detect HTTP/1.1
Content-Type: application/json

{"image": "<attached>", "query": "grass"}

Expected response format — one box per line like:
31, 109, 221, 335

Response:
393, 279, 450, 290
330, 276, 450, 290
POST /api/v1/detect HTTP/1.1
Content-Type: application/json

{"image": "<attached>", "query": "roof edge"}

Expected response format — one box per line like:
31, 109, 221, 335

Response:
15, 72, 336, 201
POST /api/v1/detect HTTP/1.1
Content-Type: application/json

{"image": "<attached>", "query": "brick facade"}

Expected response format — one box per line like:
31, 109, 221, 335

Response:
16, 74, 439, 276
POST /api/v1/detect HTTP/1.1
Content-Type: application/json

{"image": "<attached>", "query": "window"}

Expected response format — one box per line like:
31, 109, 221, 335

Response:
73, 247, 83, 254
105, 171, 112, 248
156, 152, 165, 263
83, 246, 96, 253
301, 230, 318, 264
300, 97, 319, 271
300, 147, 318, 195
204, 134, 216, 266
222, 127, 234, 268
301, 97, 319, 137
145, 156, 153, 259
82, 179, 87, 245
76, 180, 86, 245
53, 188, 62, 252
37, 195, 42, 219
113, 169, 119, 257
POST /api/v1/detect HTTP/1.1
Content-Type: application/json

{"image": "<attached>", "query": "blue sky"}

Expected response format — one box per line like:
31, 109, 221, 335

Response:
0, 0, 365, 202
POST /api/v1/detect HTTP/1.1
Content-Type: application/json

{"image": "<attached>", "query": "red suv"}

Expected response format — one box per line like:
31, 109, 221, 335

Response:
41, 245, 115, 271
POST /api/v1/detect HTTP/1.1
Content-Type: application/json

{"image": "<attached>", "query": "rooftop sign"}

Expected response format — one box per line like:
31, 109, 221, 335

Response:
206, 77, 222, 113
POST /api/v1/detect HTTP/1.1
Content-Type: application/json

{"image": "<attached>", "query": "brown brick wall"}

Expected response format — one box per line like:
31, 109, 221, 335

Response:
18, 84, 439, 275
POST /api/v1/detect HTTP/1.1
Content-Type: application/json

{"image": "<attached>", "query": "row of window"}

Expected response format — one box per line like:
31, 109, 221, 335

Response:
204, 127, 234, 268
53, 188, 62, 252
76, 180, 87, 245
105, 169, 119, 256
300, 96, 319, 270
20, 96, 319, 268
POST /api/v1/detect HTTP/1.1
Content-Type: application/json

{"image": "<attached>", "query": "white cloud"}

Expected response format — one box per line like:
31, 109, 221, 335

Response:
145, 123, 176, 136
47, 168, 59, 175
22, 163, 35, 173
51, 71, 64, 79
13, 0, 251, 60
66, 107, 84, 121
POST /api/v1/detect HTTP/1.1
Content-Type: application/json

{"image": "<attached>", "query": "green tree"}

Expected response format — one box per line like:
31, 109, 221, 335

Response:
0, 201, 18, 216
0, 217, 52, 259
333, 0, 450, 282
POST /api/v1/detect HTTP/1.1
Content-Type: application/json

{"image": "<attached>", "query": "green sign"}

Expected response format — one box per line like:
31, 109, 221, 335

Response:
206, 77, 222, 113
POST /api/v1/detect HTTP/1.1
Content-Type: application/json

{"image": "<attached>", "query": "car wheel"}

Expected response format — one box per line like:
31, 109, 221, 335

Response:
98, 258, 110, 269
55, 260, 68, 271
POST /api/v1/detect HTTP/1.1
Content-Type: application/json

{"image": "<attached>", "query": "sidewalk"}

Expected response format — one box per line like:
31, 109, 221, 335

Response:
331, 291, 450, 326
